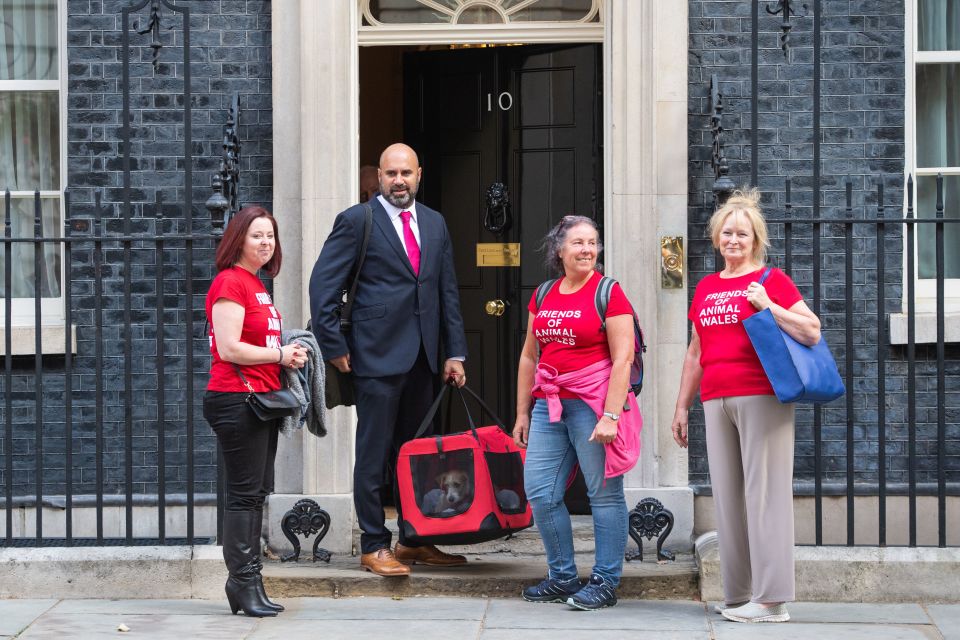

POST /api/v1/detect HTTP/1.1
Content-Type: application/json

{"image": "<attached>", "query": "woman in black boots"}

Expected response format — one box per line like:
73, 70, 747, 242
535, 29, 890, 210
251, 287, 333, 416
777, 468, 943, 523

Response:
203, 206, 309, 617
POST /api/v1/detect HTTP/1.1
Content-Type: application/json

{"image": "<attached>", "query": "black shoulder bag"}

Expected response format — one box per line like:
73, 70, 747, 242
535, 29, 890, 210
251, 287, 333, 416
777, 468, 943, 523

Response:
324, 203, 374, 408
232, 363, 299, 422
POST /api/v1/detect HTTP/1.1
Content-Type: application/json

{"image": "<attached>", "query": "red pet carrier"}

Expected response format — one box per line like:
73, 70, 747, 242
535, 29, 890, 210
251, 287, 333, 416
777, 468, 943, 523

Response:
397, 384, 533, 546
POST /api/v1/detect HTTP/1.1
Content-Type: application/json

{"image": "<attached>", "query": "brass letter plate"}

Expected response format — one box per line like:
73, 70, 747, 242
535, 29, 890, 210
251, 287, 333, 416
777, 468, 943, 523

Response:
476, 243, 520, 267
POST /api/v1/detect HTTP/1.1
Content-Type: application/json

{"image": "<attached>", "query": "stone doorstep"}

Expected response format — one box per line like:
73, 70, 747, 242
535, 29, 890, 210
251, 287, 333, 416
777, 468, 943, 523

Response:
263, 512, 697, 599
338, 512, 679, 557
369, 516, 608, 556
261, 551, 700, 600
264, 493, 696, 558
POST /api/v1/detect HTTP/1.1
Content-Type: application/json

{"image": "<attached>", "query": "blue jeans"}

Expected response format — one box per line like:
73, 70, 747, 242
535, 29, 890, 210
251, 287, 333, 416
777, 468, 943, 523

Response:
524, 398, 628, 587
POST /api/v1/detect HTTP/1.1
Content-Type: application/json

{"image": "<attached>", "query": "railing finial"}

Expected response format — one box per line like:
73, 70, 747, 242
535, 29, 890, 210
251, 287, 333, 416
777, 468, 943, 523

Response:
134, 0, 165, 70
206, 94, 242, 234
766, 1, 808, 59
710, 74, 735, 203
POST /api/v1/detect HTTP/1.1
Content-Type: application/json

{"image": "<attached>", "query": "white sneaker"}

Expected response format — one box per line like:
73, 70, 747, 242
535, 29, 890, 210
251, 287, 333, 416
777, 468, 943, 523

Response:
712, 601, 748, 615
721, 602, 790, 623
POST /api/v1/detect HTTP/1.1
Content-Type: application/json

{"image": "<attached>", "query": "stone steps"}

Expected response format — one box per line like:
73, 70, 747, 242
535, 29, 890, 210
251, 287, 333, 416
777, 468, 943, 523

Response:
262, 551, 699, 599
360, 513, 604, 556
347, 513, 678, 558
262, 512, 695, 600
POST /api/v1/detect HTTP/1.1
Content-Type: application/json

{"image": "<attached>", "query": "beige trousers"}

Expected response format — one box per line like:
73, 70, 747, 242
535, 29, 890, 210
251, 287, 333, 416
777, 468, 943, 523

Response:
704, 394, 796, 604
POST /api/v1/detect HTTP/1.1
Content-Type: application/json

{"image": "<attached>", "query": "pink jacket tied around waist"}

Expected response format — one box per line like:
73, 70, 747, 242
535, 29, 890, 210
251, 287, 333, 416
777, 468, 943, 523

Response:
532, 358, 642, 479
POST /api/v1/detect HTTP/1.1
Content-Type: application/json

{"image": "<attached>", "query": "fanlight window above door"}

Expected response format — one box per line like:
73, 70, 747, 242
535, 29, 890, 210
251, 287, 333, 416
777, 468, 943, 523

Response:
361, 0, 602, 25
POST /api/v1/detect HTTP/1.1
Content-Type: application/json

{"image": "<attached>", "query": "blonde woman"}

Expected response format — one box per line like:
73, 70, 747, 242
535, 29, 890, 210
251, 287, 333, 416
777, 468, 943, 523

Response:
672, 189, 821, 623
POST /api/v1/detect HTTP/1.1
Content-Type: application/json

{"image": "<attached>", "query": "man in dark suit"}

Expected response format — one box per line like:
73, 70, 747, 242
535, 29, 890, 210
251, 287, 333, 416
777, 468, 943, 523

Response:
309, 143, 469, 577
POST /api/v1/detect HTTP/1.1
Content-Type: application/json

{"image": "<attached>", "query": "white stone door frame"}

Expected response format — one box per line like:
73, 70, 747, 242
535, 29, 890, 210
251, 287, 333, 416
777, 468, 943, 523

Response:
269, 0, 692, 555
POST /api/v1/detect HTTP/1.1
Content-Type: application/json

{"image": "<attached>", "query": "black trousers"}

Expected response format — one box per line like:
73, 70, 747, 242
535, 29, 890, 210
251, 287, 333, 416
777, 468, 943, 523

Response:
203, 391, 280, 512
353, 348, 435, 554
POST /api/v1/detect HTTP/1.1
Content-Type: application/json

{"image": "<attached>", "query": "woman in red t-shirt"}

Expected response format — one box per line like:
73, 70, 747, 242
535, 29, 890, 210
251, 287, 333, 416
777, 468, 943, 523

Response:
512, 215, 639, 611
202, 206, 308, 617
672, 189, 822, 624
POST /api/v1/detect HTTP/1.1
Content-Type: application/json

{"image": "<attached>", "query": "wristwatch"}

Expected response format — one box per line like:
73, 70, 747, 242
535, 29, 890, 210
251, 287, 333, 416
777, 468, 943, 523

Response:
602, 411, 620, 421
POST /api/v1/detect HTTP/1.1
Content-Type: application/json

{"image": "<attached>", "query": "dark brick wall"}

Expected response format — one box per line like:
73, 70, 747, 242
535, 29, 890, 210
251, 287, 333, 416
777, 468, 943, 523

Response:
687, 1, 959, 490
0, 0, 272, 501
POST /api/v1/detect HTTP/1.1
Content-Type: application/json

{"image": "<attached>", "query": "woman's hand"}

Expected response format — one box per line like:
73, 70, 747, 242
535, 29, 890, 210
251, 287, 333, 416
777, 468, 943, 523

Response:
513, 415, 530, 449
746, 280, 771, 311
671, 407, 689, 448
280, 343, 309, 369
589, 416, 618, 445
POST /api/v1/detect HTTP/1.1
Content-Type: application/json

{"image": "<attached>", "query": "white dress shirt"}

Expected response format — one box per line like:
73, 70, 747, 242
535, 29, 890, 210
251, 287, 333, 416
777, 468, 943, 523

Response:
377, 195, 420, 248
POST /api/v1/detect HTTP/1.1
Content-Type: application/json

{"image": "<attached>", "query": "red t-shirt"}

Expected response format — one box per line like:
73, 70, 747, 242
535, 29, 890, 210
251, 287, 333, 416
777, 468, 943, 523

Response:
205, 266, 283, 392
689, 267, 803, 401
528, 271, 633, 398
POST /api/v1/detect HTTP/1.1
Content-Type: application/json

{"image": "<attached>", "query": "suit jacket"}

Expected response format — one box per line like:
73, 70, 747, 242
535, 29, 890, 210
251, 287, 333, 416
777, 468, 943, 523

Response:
309, 198, 468, 378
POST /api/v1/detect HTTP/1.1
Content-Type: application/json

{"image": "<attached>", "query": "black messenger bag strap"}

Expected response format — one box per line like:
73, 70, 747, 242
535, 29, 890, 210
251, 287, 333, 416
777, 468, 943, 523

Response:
231, 362, 257, 393
340, 202, 374, 334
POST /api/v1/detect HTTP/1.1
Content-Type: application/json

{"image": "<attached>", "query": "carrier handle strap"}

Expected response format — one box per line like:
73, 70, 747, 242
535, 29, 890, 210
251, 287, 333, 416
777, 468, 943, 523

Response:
413, 383, 508, 441
457, 384, 509, 435
413, 384, 480, 443
453, 386, 479, 436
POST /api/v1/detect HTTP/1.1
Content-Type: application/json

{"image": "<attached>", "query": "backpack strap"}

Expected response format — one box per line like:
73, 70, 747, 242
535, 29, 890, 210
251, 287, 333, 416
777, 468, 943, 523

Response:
594, 274, 646, 351
594, 275, 616, 331
534, 278, 558, 311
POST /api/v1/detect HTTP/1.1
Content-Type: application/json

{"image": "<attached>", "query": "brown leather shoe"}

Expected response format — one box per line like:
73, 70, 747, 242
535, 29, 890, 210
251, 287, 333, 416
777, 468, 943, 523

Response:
360, 548, 411, 577
394, 543, 467, 567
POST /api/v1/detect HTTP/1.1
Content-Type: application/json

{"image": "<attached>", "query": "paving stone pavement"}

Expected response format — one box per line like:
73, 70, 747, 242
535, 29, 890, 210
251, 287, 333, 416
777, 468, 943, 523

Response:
0, 597, 955, 639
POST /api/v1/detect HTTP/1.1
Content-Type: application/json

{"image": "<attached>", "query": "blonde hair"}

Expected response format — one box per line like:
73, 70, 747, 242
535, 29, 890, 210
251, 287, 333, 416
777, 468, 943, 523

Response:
708, 187, 769, 265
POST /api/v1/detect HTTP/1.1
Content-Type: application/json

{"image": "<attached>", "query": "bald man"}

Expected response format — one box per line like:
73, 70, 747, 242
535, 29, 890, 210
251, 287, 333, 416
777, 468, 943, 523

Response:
309, 143, 468, 577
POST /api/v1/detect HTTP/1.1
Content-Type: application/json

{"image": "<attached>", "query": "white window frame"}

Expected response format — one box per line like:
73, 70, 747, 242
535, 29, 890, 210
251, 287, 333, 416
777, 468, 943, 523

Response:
893, 0, 960, 344
0, 0, 68, 353
904, 0, 960, 313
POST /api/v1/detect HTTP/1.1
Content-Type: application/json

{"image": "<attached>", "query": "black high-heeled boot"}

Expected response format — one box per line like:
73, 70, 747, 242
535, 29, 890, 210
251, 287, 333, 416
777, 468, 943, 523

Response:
222, 511, 278, 618
251, 508, 284, 612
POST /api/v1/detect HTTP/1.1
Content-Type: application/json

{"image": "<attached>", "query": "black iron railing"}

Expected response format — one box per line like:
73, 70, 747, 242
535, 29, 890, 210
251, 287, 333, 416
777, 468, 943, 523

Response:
699, 0, 958, 548
735, 174, 957, 548
1, 189, 219, 546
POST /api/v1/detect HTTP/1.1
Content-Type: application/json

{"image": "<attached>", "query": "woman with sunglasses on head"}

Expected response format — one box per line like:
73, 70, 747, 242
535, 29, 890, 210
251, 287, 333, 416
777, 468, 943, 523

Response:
513, 215, 642, 611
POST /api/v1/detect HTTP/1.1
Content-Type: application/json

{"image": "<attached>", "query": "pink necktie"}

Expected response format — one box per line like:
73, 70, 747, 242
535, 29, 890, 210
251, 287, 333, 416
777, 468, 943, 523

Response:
399, 210, 421, 276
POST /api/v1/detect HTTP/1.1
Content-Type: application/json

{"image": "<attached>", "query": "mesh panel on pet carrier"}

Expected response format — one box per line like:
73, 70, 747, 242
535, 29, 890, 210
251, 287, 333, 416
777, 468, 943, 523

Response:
410, 449, 476, 518
484, 451, 527, 515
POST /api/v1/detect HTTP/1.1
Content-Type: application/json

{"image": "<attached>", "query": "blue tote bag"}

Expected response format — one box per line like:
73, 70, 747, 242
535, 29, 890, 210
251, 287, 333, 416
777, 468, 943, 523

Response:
742, 268, 845, 404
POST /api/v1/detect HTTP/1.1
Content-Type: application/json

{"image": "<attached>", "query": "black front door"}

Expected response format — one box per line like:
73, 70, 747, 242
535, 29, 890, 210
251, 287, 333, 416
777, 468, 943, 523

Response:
404, 43, 602, 429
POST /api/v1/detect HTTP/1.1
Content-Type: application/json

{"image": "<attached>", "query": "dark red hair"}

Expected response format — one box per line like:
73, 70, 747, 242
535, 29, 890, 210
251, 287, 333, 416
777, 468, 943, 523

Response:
215, 206, 282, 277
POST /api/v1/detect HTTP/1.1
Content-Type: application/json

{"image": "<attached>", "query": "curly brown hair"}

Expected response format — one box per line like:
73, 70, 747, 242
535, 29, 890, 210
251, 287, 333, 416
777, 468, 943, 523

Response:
541, 215, 602, 276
